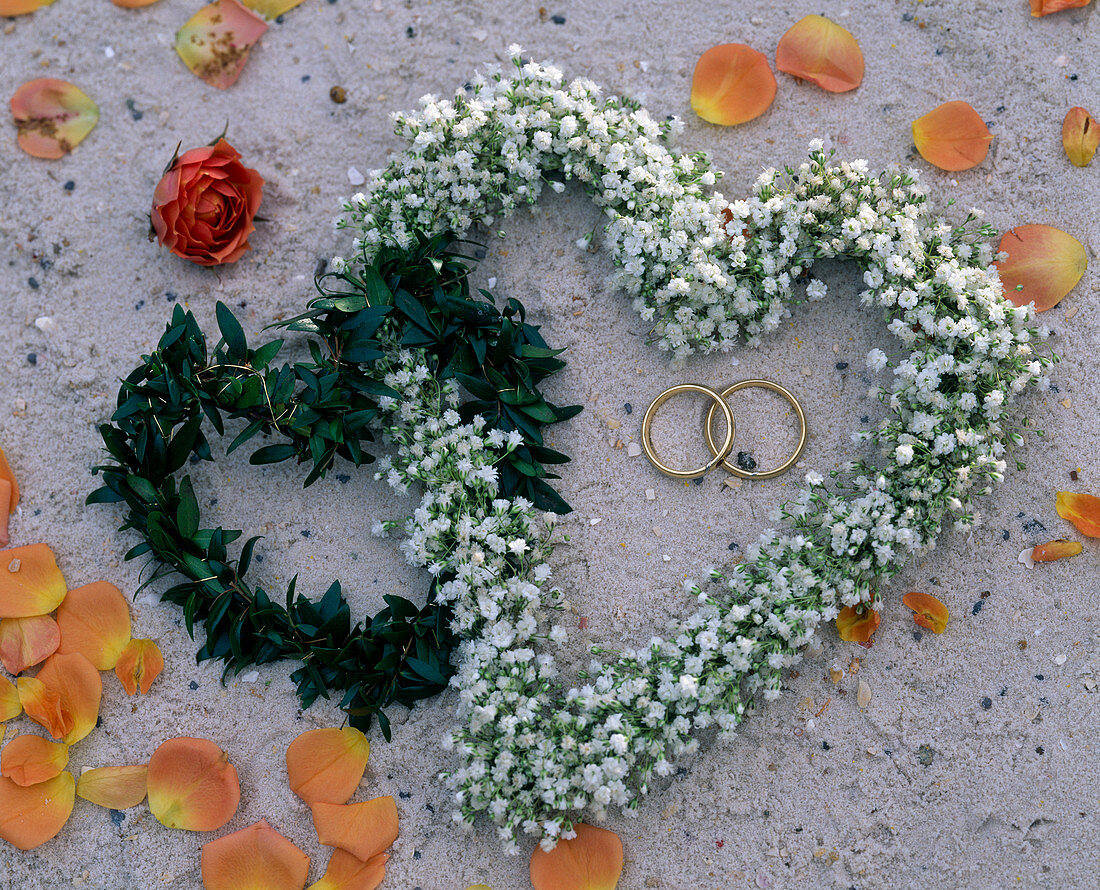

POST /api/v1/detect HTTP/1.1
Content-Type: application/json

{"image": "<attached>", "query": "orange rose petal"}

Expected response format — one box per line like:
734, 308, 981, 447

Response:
530, 823, 624, 890
0, 615, 61, 674
1063, 107, 1099, 167
76, 765, 148, 809
911, 101, 993, 171
17, 677, 71, 740
33, 653, 102, 745
1030, 0, 1090, 15
1031, 539, 1083, 562
775, 15, 864, 93
0, 543, 67, 618
147, 737, 240, 831
835, 604, 881, 643
1, 735, 69, 787
238, 0, 305, 17
0, 480, 11, 547
902, 591, 949, 634
175, 0, 269, 90
307, 849, 388, 890
0, 0, 56, 14
55, 581, 132, 671
201, 819, 310, 890
10, 78, 99, 160
111, 0, 162, 6
0, 676, 21, 722
114, 638, 164, 695
996, 224, 1087, 312
0, 447, 18, 515
0, 772, 74, 850
286, 727, 370, 806
311, 796, 398, 862
1056, 490, 1100, 537
690, 44, 777, 126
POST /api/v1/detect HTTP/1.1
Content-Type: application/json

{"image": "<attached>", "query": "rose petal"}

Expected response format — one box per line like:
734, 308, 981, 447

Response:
0, 772, 74, 850
32, 653, 102, 744
0, 0, 57, 15
307, 849, 388, 890
835, 604, 880, 643
0, 480, 11, 547
311, 796, 398, 862
690, 44, 776, 126
911, 101, 993, 171
902, 591, 949, 634
0, 676, 20, 722
1030, 0, 1090, 15
530, 823, 624, 890
996, 224, 1087, 312
111, 0, 162, 6
17, 678, 70, 740
55, 581, 132, 671
175, 0, 269, 90
238, 0, 304, 18
775, 15, 864, 93
1062, 107, 1099, 167
0, 543, 67, 618
76, 765, 148, 809
1, 735, 68, 787
286, 727, 370, 806
1031, 539, 1083, 562
1056, 490, 1100, 538
147, 737, 240, 831
0, 615, 60, 674
0, 447, 18, 516
114, 638, 164, 695
201, 819, 310, 890
10, 78, 99, 160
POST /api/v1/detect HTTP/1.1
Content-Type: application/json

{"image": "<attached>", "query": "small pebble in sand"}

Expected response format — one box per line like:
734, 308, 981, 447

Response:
240, 670, 260, 682
347, 166, 365, 185
34, 316, 54, 331
1054, 654, 1067, 666
857, 680, 871, 708
624, 403, 632, 414
917, 745, 934, 766
589, 517, 601, 525
330, 85, 347, 103
980, 697, 992, 710
736, 451, 757, 471
189, 681, 199, 690
645, 489, 655, 500
627, 442, 642, 457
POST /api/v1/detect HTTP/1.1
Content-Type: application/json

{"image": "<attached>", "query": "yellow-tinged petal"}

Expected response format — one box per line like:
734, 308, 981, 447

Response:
902, 591, 949, 634
55, 581, 132, 671
10, 79, 99, 160
76, 765, 148, 809
286, 727, 370, 806
775, 15, 863, 93
1056, 491, 1100, 538
114, 638, 163, 695
147, 737, 239, 831
201, 818, 310, 890
33, 653, 101, 745
1030, 0, 1090, 15
0, 772, 74, 850
835, 604, 880, 643
237, 0, 304, 18
0, 0, 56, 15
1063, 107, 1099, 167
307, 849, 388, 890
0, 447, 17, 515
1, 735, 68, 787
530, 823, 624, 890
912, 101, 992, 171
690, 44, 776, 126
0, 676, 20, 722
17, 677, 70, 740
311, 796, 398, 863
996, 225, 1087, 312
175, 0, 269, 90
1031, 540, 1083, 562
0, 480, 10, 547
0, 544, 67, 618
0, 615, 60, 674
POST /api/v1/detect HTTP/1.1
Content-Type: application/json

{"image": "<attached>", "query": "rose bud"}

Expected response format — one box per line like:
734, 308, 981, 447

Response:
151, 138, 264, 266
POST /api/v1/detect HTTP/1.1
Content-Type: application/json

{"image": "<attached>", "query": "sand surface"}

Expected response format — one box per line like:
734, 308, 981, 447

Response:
2, 0, 1099, 887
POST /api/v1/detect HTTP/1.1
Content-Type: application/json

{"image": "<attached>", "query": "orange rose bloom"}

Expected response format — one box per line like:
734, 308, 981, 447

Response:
151, 138, 263, 266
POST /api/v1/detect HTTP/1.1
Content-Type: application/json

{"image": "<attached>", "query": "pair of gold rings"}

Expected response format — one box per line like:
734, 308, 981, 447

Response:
640, 379, 808, 480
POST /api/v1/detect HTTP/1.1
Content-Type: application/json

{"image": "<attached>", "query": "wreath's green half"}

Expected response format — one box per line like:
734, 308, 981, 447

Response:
88, 234, 579, 738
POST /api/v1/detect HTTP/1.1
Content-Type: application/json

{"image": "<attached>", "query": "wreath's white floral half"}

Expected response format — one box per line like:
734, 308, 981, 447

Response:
339, 50, 1052, 851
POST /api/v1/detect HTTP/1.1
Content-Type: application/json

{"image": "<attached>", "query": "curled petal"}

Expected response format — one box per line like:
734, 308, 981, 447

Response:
201, 819, 310, 890
690, 44, 776, 126
1056, 490, 1100, 537
10, 79, 99, 160
286, 727, 370, 806
912, 101, 993, 171
775, 15, 864, 93
0, 615, 60, 674
147, 737, 240, 831
76, 765, 148, 809
175, 0, 269, 90
114, 638, 163, 695
0, 447, 17, 515
0, 676, 20, 722
0, 0, 56, 15
55, 581, 132, 671
1030, 0, 1090, 15
1031, 540, 1083, 562
33, 653, 102, 745
530, 823, 624, 890
312, 796, 398, 862
0, 480, 10, 547
996, 225, 1087, 312
0, 543, 67, 618
17, 678, 70, 740
0, 772, 74, 850
112, 0, 162, 6
1, 735, 68, 787
238, 0, 304, 17
835, 604, 880, 643
1063, 107, 1099, 167
307, 849, 388, 890
902, 591, 949, 634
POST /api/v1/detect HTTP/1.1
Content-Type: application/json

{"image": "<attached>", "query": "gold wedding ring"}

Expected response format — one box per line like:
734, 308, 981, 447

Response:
640, 384, 735, 479
703, 379, 808, 479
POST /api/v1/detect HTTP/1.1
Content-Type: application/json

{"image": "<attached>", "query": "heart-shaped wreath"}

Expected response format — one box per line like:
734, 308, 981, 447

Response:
92, 50, 1052, 850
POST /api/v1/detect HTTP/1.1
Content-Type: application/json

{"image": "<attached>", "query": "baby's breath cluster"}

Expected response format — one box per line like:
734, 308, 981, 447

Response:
346, 53, 1053, 849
